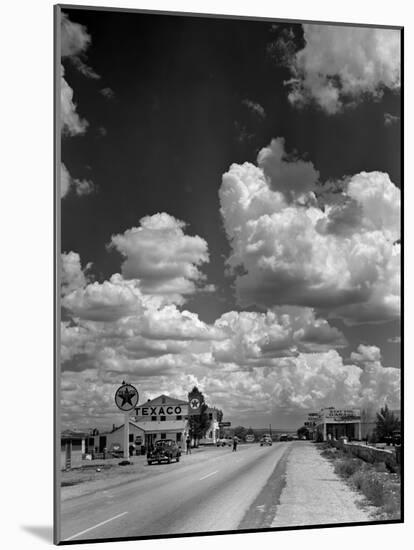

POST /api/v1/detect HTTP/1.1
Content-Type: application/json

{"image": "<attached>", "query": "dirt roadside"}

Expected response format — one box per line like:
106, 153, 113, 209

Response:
271, 442, 376, 527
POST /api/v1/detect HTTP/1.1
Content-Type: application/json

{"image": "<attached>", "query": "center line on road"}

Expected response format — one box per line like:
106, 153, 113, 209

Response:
64, 512, 128, 541
199, 470, 218, 480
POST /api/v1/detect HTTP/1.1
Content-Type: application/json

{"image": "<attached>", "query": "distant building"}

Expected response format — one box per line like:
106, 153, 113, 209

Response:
307, 407, 362, 441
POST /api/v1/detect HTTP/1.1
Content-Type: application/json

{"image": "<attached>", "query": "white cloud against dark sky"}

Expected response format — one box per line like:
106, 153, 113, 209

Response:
284, 25, 400, 114
59, 9, 401, 430
219, 138, 400, 325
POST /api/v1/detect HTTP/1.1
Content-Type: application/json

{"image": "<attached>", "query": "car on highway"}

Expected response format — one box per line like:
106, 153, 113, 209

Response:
279, 434, 288, 441
147, 439, 181, 465
260, 434, 272, 446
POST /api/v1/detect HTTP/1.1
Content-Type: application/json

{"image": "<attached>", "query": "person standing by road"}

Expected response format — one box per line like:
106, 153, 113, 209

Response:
186, 435, 191, 455
232, 436, 238, 452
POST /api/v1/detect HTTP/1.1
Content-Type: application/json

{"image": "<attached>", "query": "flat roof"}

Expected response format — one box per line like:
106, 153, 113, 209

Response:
133, 420, 187, 433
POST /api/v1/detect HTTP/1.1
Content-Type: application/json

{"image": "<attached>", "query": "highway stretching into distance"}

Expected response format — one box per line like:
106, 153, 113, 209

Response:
60, 442, 294, 542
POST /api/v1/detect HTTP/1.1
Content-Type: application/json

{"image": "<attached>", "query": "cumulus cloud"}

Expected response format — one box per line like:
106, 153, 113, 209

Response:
285, 25, 401, 114
61, 163, 95, 197
61, 66, 88, 136
212, 307, 347, 364
349, 344, 400, 407
60, 271, 399, 427
109, 213, 212, 304
61, 337, 400, 429
61, 12, 100, 79
257, 138, 319, 199
63, 274, 146, 322
219, 138, 400, 324
61, 251, 91, 296
60, 13, 101, 137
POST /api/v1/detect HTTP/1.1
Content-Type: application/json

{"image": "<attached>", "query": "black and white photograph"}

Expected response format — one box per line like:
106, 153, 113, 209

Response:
56, 4, 402, 545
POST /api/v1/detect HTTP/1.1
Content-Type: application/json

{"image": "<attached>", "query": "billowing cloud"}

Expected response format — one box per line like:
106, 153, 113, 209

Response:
61, 163, 95, 197
61, 12, 99, 79
61, 12, 91, 57
60, 13, 101, 137
61, 251, 91, 296
257, 138, 319, 199
219, 138, 400, 324
349, 344, 400, 407
62, 274, 146, 322
109, 213, 213, 304
285, 25, 400, 114
61, 66, 88, 136
213, 307, 346, 364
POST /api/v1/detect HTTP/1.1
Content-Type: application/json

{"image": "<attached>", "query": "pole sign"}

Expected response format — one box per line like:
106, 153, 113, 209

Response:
188, 388, 203, 415
115, 383, 139, 412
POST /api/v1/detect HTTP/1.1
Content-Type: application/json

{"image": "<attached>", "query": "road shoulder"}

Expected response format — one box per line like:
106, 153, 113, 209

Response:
271, 442, 376, 527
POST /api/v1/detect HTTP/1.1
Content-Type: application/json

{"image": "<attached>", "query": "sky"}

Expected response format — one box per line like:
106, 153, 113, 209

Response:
59, 7, 401, 431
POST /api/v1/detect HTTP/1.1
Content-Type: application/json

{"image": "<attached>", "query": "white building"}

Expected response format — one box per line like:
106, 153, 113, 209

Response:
90, 394, 222, 454
313, 407, 362, 441
132, 394, 188, 449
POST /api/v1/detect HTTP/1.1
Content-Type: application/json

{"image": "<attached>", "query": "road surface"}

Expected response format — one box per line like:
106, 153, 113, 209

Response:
60, 442, 291, 542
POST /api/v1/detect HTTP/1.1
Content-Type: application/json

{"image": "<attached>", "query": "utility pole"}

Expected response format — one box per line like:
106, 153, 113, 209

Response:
269, 423, 272, 440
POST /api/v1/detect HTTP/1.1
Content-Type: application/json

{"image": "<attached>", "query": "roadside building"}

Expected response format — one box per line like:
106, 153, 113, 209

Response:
199, 407, 220, 445
104, 420, 145, 455
88, 393, 222, 455
60, 429, 89, 468
132, 394, 189, 450
312, 407, 362, 441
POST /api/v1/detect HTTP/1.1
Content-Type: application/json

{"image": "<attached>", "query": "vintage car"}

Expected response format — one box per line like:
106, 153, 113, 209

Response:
260, 434, 273, 446
147, 439, 181, 465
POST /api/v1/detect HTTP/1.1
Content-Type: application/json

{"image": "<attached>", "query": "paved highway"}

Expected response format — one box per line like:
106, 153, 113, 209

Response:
60, 442, 292, 542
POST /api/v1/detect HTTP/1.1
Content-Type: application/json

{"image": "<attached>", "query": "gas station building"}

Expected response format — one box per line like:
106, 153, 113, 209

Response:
309, 407, 362, 441
88, 394, 221, 454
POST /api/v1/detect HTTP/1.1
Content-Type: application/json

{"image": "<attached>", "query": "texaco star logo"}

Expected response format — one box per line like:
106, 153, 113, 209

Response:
115, 384, 139, 412
190, 398, 200, 410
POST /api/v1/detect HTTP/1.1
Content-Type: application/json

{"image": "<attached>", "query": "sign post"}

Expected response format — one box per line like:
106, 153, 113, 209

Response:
114, 382, 139, 464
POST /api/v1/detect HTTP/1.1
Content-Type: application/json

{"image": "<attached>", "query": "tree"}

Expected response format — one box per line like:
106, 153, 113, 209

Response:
233, 426, 247, 439
297, 426, 310, 439
375, 404, 400, 442
187, 387, 211, 446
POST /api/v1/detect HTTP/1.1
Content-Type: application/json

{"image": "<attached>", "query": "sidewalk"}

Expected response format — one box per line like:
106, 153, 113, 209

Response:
271, 442, 375, 527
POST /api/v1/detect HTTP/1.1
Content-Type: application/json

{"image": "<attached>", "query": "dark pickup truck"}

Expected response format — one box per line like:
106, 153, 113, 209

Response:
147, 439, 181, 465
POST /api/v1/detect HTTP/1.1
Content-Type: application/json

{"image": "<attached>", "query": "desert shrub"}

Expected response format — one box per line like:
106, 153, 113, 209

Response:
374, 461, 388, 473
334, 458, 364, 477
361, 472, 386, 506
382, 483, 401, 519
351, 470, 365, 491
320, 447, 339, 460
350, 470, 397, 508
